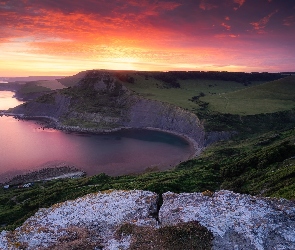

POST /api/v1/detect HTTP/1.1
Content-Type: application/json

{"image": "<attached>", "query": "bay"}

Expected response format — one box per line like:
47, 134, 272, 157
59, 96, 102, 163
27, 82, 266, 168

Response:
0, 91, 194, 182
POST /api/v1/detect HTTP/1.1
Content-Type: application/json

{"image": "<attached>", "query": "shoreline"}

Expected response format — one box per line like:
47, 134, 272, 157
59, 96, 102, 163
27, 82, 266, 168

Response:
2, 165, 86, 186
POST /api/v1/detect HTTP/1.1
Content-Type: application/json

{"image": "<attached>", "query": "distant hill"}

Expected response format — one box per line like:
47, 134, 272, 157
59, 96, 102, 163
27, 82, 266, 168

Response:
56, 70, 89, 87
5, 76, 65, 82
206, 76, 295, 114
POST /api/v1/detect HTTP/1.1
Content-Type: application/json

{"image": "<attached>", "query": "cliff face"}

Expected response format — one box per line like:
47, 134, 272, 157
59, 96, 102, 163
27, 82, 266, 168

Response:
124, 97, 205, 148
10, 70, 205, 149
1, 190, 294, 250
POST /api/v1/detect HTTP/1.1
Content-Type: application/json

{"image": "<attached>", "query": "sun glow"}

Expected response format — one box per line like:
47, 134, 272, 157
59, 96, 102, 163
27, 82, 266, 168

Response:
0, 0, 294, 76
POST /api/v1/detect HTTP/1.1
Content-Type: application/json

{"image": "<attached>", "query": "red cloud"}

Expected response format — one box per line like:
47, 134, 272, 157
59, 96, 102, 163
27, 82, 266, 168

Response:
234, 0, 246, 6
221, 22, 231, 31
233, 0, 246, 10
283, 15, 295, 26
250, 10, 278, 33
199, 0, 218, 10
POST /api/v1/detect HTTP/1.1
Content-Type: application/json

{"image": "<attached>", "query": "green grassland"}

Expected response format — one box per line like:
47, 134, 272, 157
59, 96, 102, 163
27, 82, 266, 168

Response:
124, 74, 256, 112
124, 74, 295, 115
203, 76, 295, 114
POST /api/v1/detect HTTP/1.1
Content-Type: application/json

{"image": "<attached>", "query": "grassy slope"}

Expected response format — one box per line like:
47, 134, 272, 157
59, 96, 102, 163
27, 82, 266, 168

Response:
125, 74, 295, 115
124, 74, 261, 113
204, 76, 295, 114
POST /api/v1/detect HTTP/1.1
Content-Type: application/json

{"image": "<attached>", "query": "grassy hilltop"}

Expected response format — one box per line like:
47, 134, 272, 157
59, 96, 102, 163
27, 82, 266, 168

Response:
1, 70, 295, 230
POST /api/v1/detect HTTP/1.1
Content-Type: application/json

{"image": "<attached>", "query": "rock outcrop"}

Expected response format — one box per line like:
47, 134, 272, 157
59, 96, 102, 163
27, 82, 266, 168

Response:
1, 190, 295, 250
0, 190, 158, 250
160, 190, 295, 250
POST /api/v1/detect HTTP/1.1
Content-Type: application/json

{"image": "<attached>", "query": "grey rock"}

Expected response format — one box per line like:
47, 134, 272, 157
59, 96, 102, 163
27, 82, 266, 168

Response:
159, 190, 295, 250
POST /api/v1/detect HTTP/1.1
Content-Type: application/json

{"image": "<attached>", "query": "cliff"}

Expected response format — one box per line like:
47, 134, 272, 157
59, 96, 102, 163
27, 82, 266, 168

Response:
1, 189, 294, 249
10, 70, 205, 150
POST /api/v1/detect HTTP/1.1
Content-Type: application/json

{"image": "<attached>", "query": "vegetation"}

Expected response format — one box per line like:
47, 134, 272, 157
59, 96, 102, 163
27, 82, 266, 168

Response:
1, 70, 295, 232
123, 73, 294, 116
60, 73, 127, 116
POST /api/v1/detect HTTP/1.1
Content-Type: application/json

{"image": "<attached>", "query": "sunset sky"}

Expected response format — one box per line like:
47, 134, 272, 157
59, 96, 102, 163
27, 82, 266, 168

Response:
0, 0, 294, 76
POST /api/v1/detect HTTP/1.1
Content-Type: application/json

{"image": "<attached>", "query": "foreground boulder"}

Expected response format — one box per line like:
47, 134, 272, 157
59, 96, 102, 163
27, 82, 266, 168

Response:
1, 190, 295, 249
160, 190, 295, 250
0, 190, 158, 249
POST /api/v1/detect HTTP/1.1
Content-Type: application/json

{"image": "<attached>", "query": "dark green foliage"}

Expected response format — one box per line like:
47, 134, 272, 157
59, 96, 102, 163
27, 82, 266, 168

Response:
159, 71, 283, 83
35, 93, 55, 104
60, 73, 127, 117
153, 72, 180, 88
197, 109, 295, 133
115, 72, 135, 83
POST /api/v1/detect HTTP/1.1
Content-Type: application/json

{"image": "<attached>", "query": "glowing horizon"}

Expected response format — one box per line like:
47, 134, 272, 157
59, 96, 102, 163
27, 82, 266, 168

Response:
0, 0, 294, 77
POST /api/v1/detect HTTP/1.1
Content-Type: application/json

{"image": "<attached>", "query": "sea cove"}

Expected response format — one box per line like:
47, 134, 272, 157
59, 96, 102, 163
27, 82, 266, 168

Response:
0, 115, 194, 183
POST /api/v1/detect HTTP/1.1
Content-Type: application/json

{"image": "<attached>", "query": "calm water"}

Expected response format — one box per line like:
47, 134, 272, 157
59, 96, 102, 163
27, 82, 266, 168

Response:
0, 91, 194, 182
0, 91, 23, 110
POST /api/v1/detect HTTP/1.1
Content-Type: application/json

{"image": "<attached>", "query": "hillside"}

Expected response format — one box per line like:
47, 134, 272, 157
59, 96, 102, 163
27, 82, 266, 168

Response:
2, 70, 295, 249
121, 71, 293, 116
205, 76, 295, 114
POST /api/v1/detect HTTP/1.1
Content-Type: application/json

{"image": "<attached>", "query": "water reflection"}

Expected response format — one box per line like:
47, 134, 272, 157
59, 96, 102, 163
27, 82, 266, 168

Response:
0, 91, 23, 110
0, 90, 194, 182
0, 116, 194, 183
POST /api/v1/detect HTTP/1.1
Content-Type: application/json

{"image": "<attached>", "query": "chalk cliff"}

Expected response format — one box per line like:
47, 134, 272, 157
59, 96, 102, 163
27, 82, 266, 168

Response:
1, 190, 294, 249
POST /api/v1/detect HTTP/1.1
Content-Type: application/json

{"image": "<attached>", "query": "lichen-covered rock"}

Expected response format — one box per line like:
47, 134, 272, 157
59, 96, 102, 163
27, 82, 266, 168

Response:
159, 190, 295, 250
1, 190, 295, 249
0, 190, 158, 250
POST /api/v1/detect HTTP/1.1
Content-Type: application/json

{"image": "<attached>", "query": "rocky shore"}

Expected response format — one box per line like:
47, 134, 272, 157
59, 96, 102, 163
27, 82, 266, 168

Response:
4, 165, 85, 186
